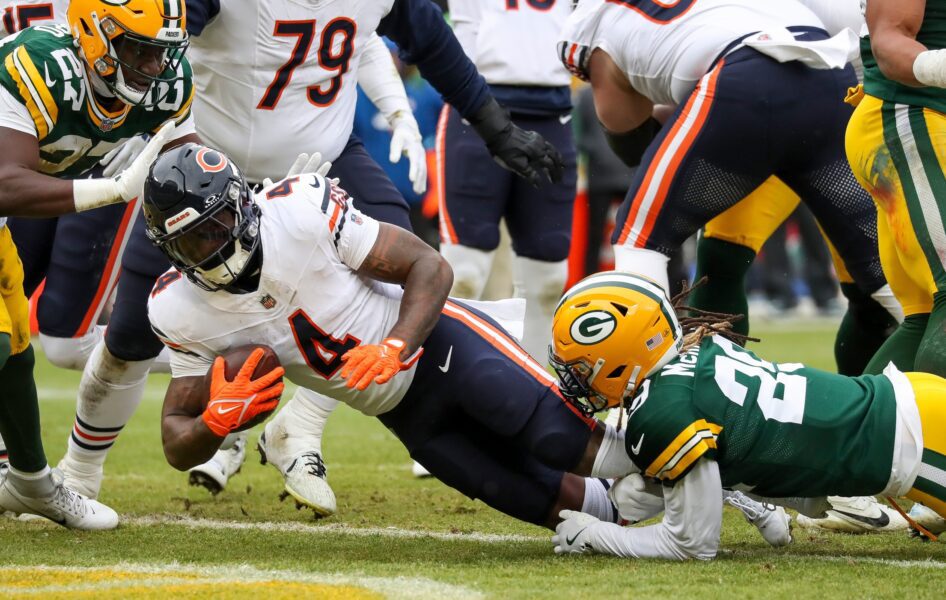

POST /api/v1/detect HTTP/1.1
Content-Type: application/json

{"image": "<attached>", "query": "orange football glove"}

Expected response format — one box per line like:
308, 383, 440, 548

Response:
202, 348, 286, 437
340, 337, 412, 391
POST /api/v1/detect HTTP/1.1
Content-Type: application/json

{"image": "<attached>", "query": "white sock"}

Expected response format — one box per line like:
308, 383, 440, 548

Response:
268, 387, 338, 457
441, 243, 494, 300
581, 477, 618, 522
612, 246, 670, 293
8, 465, 52, 497
512, 255, 568, 362
67, 342, 153, 467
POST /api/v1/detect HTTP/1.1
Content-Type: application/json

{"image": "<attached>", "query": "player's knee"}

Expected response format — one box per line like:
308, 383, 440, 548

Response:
841, 282, 899, 330
39, 329, 102, 371
513, 233, 571, 264
441, 244, 494, 300
104, 326, 165, 362
520, 395, 594, 472
696, 237, 755, 281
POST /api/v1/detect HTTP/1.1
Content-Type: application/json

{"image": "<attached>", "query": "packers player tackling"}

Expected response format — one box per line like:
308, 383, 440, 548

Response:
549, 272, 946, 560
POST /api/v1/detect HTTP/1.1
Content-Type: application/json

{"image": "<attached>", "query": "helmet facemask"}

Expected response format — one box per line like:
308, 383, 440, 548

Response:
548, 348, 642, 417
73, 8, 188, 107
149, 178, 260, 292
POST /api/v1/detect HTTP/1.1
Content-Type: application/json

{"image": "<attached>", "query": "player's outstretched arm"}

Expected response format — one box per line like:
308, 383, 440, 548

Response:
868, 0, 934, 87
340, 223, 452, 391
0, 126, 76, 217
160, 375, 224, 471
554, 459, 723, 560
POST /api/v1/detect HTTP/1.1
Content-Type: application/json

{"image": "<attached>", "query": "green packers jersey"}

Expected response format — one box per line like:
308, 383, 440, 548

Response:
624, 336, 898, 498
0, 23, 193, 177
862, 0, 946, 113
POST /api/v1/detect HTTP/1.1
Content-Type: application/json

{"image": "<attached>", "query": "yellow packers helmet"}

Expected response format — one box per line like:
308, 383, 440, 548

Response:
549, 271, 682, 416
67, 0, 187, 106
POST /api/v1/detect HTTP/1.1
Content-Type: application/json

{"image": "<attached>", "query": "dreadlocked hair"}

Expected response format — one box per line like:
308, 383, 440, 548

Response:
671, 277, 759, 352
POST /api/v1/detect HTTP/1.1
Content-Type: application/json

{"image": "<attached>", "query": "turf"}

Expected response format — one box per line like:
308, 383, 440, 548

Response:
4, 321, 946, 598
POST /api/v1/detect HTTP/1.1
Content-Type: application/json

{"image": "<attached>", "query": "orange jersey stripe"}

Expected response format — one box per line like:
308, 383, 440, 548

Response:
441, 300, 597, 428
616, 60, 723, 246
435, 104, 458, 244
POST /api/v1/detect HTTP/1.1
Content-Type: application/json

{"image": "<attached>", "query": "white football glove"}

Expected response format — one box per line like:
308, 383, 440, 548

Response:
552, 510, 601, 555
262, 152, 333, 187
389, 114, 427, 195
100, 133, 150, 177
114, 121, 177, 201
608, 473, 666, 524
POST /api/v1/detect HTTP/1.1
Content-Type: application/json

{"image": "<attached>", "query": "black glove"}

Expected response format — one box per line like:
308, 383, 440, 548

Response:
603, 117, 660, 169
468, 98, 565, 187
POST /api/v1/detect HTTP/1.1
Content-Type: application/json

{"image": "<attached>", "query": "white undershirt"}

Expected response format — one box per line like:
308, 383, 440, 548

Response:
0, 85, 37, 136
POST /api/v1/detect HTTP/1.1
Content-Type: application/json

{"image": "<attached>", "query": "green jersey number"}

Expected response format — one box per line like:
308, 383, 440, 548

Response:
712, 337, 807, 424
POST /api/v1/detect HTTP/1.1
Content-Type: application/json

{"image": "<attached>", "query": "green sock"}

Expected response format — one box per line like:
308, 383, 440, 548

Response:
834, 283, 898, 375
915, 291, 946, 377
0, 343, 48, 473
863, 313, 929, 374
690, 237, 755, 337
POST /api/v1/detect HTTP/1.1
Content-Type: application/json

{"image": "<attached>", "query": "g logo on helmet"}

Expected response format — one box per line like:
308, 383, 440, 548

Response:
570, 310, 617, 345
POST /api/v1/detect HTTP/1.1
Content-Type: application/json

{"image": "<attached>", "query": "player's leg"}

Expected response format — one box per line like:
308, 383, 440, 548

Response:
506, 113, 577, 361
257, 387, 337, 516
57, 213, 163, 499
611, 53, 773, 292
693, 177, 800, 336
846, 94, 938, 374
0, 226, 117, 529
777, 67, 899, 376
435, 105, 511, 300
29, 201, 136, 372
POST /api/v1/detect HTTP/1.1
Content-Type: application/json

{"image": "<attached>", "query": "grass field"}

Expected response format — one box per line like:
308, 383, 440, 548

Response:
4, 320, 946, 598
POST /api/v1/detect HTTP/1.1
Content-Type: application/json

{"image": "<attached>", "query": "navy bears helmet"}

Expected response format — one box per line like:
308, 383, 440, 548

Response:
142, 143, 260, 291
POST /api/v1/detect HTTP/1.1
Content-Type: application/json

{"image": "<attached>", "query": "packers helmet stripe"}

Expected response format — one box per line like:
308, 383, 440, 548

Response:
560, 276, 680, 342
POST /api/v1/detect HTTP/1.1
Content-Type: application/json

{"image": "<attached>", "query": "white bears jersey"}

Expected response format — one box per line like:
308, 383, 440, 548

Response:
449, 0, 570, 87
188, 0, 396, 183
149, 173, 419, 417
560, 0, 824, 105
0, 0, 65, 36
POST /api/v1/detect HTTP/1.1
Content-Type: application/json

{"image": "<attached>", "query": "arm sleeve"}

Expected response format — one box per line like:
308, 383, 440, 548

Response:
0, 83, 36, 136
585, 459, 723, 560
377, 0, 490, 118
184, 0, 220, 36
358, 34, 415, 125
309, 176, 380, 270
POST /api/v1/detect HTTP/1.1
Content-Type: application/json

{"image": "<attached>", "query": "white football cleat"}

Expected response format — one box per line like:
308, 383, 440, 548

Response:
258, 429, 336, 517
56, 452, 104, 500
188, 431, 247, 495
412, 460, 432, 478
795, 496, 908, 533
724, 490, 792, 547
907, 502, 946, 537
0, 468, 118, 530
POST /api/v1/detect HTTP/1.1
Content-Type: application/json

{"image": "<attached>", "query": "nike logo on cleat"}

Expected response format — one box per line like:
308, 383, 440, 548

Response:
832, 508, 890, 529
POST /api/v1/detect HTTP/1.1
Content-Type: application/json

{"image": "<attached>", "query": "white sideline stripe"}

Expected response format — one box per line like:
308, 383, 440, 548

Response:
807, 555, 946, 570
128, 514, 546, 543
0, 562, 482, 599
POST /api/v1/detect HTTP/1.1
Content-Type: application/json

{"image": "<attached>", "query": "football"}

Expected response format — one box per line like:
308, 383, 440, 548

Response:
202, 344, 284, 432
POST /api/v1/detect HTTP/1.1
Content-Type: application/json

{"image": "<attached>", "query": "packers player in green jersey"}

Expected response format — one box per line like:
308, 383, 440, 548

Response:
547, 271, 946, 560
0, 0, 198, 529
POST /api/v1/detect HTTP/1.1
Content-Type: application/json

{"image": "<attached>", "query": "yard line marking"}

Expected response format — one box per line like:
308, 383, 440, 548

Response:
127, 514, 546, 543
0, 563, 482, 599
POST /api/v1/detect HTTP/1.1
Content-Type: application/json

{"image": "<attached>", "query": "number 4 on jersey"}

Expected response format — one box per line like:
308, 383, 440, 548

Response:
289, 309, 360, 378
257, 18, 355, 110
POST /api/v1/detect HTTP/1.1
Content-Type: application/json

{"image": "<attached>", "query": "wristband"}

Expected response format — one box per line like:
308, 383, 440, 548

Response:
913, 49, 946, 88
73, 178, 122, 212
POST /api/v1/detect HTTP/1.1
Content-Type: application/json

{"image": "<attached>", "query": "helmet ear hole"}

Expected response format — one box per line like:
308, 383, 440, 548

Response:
606, 365, 625, 379
610, 302, 628, 316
